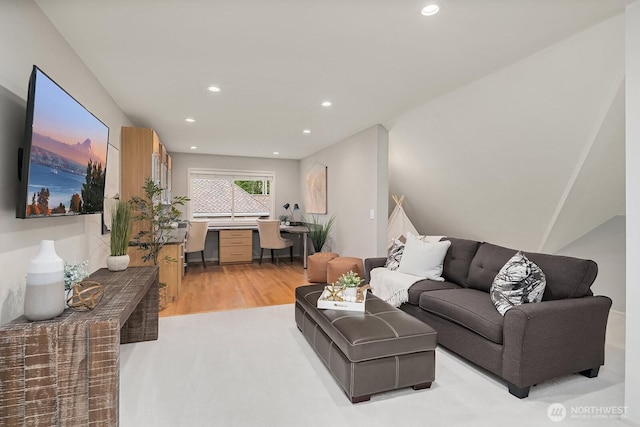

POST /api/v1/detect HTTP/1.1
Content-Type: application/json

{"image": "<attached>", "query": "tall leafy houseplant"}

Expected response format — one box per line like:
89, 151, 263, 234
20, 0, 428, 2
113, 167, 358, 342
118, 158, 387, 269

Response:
130, 178, 189, 265
306, 214, 336, 253
106, 201, 132, 271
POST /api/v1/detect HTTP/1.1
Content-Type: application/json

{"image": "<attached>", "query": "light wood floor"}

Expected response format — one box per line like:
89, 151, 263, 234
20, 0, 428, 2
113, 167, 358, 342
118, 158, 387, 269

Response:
160, 260, 311, 317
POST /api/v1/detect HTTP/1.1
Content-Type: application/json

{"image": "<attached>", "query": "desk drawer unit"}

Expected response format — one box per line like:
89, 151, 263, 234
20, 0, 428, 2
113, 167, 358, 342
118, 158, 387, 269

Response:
219, 229, 252, 264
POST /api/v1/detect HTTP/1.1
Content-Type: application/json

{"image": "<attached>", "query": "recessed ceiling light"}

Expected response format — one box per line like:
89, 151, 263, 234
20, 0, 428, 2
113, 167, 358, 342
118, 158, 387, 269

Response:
421, 3, 440, 16
185, 117, 195, 123
303, 129, 311, 134
208, 86, 221, 92
273, 151, 279, 155
190, 146, 197, 150
321, 101, 332, 107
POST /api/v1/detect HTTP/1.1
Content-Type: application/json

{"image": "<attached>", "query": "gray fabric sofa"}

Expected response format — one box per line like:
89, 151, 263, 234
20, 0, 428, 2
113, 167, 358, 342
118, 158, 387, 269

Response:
364, 237, 612, 398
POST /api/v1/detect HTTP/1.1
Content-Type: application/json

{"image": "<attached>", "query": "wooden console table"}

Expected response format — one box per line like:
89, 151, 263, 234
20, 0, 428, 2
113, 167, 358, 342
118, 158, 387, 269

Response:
0, 266, 159, 426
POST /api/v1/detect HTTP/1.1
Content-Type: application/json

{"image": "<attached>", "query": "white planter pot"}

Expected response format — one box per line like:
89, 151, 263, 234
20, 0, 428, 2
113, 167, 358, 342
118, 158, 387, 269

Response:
343, 287, 358, 299
107, 254, 130, 272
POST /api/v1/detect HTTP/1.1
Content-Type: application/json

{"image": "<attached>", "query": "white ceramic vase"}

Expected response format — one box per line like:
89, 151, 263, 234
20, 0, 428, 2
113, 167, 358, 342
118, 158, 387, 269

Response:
24, 240, 65, 321
106, 254, 130, 272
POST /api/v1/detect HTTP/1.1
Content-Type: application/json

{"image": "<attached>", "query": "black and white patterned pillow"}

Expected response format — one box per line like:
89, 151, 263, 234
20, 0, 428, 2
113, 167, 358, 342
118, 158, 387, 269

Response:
385, 239, 405, 270
490, 251, 546, 316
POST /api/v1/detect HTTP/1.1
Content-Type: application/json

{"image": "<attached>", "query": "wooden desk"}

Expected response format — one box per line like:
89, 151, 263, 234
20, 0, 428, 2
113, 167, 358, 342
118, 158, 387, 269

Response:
0, 266, 159, 426
281, 226, 310, 268
208, 224, 311, 268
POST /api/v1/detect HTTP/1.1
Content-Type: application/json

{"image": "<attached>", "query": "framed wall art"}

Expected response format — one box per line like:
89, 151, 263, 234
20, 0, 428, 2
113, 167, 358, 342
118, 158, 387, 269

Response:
305, 163, 327, 214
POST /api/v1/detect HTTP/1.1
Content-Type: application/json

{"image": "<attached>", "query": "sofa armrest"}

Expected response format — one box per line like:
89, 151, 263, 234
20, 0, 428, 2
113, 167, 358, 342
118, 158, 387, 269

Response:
363, 257, 387, 284
502, 295, 612, 388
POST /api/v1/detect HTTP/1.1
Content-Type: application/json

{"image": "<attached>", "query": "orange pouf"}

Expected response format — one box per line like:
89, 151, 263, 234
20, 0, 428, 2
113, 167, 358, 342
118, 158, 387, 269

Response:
307, 252, 339, 283
327, 257, 364, 284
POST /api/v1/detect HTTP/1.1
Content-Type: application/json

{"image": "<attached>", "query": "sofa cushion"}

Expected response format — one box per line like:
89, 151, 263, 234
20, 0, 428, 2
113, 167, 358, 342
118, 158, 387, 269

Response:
385, 238, 404, 270
419, 288, 504, 344
398, 233, 451, 281
440, 237, 481, 286
467, 243, 597, 300
490, 251, 546, 315
407, 279, 462, 305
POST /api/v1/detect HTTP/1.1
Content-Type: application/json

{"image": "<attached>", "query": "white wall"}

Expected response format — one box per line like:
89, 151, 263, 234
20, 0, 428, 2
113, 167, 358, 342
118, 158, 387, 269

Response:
299, 124, 389, 259
625, 2, 640, 424
0, 0, 132, 325
556, 215, 625, 313
385, 15, 625, 253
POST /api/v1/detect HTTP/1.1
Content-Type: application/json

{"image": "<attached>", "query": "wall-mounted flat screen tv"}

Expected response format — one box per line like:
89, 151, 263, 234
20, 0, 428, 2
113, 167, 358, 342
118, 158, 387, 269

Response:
16, 66, 109, 219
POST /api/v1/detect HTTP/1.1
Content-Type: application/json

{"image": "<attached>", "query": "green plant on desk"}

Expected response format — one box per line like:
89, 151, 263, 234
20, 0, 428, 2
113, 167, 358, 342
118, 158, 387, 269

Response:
130, 177, 189, 265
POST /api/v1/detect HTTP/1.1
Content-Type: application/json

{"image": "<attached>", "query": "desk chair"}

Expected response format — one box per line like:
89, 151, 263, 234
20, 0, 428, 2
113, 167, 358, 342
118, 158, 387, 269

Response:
185, 221, 208, 271
256, 219, 293, 265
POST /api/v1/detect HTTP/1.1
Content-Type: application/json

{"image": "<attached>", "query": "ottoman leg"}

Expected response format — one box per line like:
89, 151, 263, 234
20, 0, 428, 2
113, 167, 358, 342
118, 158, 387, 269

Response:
412, 382, 432, 391
351, 394, 371, 404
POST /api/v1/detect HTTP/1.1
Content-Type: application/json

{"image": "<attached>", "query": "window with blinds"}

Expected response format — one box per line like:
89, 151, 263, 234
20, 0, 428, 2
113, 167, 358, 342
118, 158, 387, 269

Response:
188, 168, 275, 224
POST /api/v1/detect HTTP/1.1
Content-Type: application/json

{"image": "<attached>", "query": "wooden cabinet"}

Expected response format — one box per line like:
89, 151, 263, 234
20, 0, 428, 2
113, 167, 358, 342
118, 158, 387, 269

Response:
128, 242, 183, 302
219, 229, 252, 264
121, 126, 179, 299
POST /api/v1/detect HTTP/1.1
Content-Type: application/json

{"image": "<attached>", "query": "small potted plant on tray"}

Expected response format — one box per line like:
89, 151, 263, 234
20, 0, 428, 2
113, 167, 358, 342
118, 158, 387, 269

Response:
335, 270, 363, 301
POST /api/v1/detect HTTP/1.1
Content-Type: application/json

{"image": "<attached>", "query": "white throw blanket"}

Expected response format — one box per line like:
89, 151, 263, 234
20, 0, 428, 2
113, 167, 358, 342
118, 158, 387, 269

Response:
369, 267, 425, 308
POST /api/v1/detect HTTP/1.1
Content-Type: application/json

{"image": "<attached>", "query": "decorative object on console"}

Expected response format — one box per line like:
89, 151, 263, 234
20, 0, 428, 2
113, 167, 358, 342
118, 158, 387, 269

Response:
66, 280, 104, 311
24, 240, 65, 321
107, 200, 131, 271
490, 251, 546, 315
64, 259, 89, 306
397, 232, 451, 281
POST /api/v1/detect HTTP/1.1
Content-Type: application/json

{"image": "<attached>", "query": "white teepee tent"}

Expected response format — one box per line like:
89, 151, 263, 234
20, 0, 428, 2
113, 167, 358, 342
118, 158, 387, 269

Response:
387, 195, 418, 250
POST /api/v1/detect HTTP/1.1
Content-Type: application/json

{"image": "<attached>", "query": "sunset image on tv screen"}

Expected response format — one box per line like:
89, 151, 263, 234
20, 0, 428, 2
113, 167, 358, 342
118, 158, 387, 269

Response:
25, 69, 109, 217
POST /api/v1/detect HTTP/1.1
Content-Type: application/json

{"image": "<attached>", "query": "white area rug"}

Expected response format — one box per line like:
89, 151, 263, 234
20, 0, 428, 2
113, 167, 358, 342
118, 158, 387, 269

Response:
120, 304, 626, 427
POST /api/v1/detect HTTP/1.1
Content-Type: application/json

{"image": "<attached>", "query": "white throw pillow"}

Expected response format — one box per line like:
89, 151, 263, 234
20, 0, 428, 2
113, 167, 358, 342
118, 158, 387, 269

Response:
397, 232, 451, 281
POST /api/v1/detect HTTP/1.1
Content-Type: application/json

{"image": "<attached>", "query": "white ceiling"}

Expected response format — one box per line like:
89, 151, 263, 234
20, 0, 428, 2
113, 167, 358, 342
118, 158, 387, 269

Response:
35, 0, 631, 159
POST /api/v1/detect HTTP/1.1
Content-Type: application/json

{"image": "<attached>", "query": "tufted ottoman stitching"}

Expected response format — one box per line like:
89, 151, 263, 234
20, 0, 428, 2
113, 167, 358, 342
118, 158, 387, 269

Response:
295, 284, 437, 403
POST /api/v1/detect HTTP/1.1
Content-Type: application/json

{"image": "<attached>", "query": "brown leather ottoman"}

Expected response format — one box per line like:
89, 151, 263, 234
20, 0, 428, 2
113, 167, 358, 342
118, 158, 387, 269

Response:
326, 256, 364, 284
295, 284, 437, 403
307, 252, 339, 283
